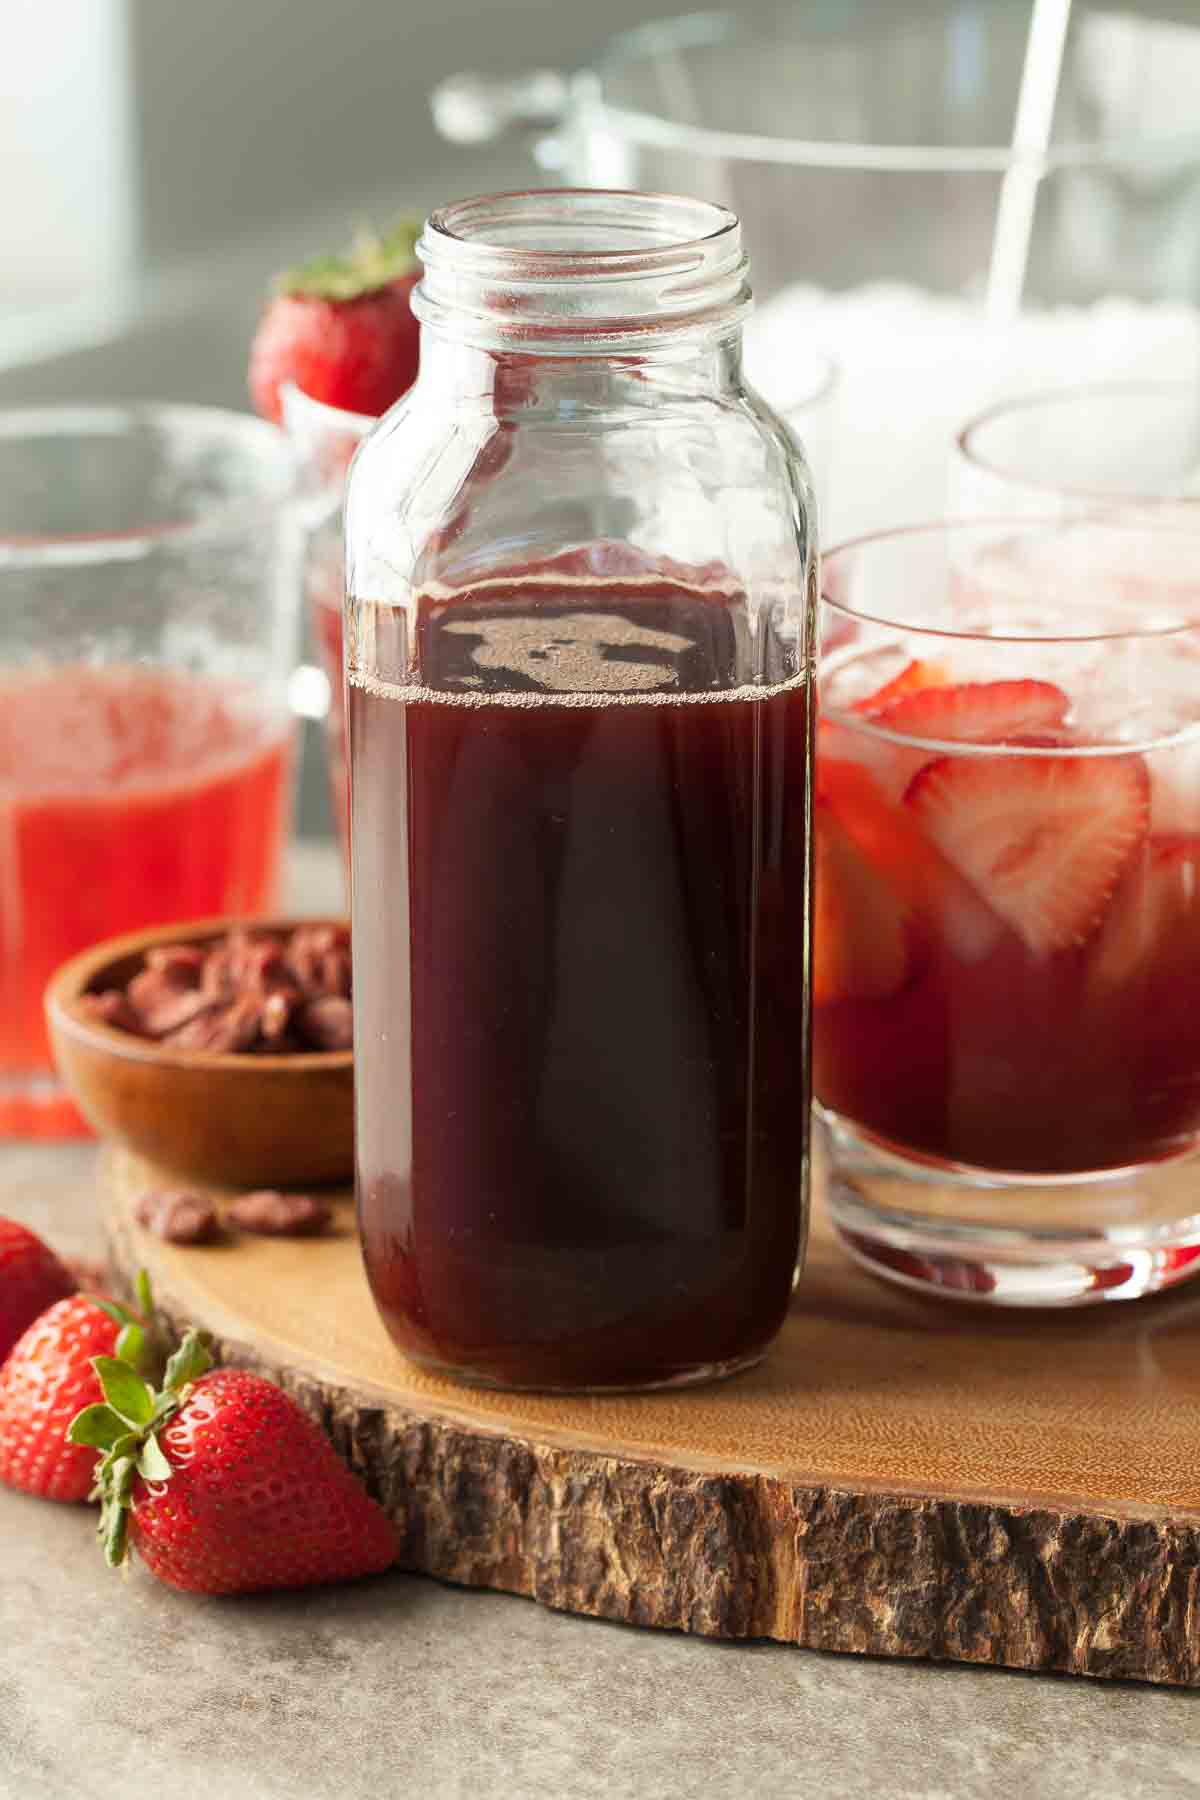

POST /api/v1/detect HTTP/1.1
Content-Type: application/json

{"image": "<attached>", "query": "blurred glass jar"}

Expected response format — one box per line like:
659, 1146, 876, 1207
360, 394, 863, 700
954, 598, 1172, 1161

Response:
0, 405, 305, 1137
345, 189, 816, 1391
953, 381, 1200, 523
433, 5, 1200, 309
282, 384, 373, 865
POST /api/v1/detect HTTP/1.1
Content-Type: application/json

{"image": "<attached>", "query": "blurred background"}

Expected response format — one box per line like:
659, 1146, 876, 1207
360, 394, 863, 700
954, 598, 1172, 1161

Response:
5, 0, 1200, 840
2, 0, 741, 407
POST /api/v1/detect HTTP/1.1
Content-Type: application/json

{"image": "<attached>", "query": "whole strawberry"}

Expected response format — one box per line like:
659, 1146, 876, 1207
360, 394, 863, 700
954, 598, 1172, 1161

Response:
72, 1327, 398, 1593
0, 1217, 77, 1364
0, 1292, 135, 1501
248, 219, 421, 425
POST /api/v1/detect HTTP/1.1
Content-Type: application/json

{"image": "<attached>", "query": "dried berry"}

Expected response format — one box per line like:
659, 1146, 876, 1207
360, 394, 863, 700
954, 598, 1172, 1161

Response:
135, 1191, 220, 1245
162, 995, 264, 1053
260, 989, 297, 1044
227, 1191, 332, 1237
144, 944, 206, 980
314, 948, 352, 998
75, 923, 352, 1057
295, 995, 353, 1052
287, 925, 351, 993
239, 939, 296, 996
200, 944, 237, 1003
128, 982, 214, 1038
78, 990, 142, 1033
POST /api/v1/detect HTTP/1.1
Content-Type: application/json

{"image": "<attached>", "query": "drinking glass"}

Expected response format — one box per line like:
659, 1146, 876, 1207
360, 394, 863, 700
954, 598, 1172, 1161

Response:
816, 518, 1200, 1305
953, 382, 1200, 522
1, 405, 305, 1137
282, 383, 373, 870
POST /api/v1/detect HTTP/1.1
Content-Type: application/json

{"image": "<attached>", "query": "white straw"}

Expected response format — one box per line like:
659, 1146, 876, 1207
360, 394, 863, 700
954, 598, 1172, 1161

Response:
985, 0, 1073, 323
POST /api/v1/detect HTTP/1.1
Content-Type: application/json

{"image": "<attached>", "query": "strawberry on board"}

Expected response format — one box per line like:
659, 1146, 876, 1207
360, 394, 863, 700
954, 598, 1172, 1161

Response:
70, 1312, 398, 1594
248, 219, 421, 425
906, 752, 1149, 955
0, 1292, 128, 1501
0, 1217, 76, 1366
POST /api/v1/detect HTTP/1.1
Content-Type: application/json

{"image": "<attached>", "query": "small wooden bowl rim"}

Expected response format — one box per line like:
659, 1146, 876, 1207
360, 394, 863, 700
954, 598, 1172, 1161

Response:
45, 915, 354, 1076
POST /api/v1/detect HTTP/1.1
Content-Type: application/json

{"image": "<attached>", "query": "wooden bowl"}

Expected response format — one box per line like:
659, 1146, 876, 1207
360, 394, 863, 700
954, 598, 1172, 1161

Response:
45, 916, 354, 1190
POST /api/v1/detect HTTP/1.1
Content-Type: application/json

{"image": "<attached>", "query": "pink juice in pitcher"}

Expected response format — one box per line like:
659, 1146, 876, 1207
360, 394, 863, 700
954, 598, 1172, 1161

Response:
0, 663, 292, 1130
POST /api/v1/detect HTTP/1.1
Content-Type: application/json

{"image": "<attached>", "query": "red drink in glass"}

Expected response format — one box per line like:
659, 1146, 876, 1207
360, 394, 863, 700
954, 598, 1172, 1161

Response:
816, 521, 1200, 1304
0, 665, 291, 1134
815, 696, 1200, 1175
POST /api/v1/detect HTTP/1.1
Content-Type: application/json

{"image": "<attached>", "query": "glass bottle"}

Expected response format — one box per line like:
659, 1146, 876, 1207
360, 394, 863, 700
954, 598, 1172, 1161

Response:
345, 189, 816, 1391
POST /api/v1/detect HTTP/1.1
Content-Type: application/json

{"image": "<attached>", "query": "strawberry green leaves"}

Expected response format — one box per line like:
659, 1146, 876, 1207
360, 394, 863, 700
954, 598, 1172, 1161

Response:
276, 217, 421, 300
162, 1332, 212, 1396
93, 1356, 154, 1427
138, 1434, 172, 1483
84, 1295, 149, 1373
65, 1271, 214, 1567
66, 1291, 156, 1451
88, 1323, 214, 1566
67, 1404, 129, 1451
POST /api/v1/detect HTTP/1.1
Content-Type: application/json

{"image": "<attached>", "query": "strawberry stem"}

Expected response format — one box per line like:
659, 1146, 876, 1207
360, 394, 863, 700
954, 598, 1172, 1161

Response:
86, 1292, 154, 1374
115, 1321, 145, 1368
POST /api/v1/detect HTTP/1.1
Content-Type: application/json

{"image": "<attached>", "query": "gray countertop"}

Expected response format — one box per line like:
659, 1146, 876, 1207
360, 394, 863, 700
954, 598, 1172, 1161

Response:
2, 847, 1198, 1800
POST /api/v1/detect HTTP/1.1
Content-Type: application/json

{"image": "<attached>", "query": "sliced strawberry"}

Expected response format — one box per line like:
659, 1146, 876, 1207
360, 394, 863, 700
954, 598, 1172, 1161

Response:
852, 659, 948, 716
822, 680, 1070, 818
819, 754, 1001, 964
871, 679, 1069, 744
813, 801, 910, 1003
1089, 834, 1200, 993
820, 754, 950, 911
817, 714, 895, 789
907, 752, 1149, 955
818, 708, 920, 807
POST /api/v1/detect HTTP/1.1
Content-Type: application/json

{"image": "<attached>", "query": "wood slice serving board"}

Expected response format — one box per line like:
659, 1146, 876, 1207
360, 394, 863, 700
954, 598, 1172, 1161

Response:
101, 1147, 1200, 1687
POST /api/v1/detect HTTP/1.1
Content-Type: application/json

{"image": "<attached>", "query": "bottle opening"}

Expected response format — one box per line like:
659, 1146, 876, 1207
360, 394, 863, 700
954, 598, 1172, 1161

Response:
425, 189, 737, 260
413, 188, 752, 353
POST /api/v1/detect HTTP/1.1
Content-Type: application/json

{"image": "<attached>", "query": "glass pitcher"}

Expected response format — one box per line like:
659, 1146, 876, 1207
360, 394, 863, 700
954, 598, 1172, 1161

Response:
433, 5, 1200, 307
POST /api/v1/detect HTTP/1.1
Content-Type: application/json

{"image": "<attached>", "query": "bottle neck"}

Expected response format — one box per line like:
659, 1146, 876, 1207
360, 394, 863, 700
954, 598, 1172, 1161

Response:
413, 331, 747, 411
411, 189, 752, 361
